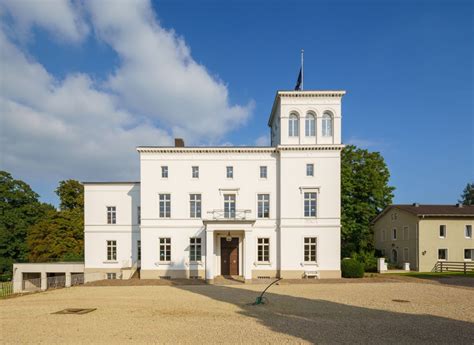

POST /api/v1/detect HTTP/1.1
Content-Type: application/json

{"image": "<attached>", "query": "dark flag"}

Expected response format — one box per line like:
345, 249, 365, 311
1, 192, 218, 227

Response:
294, 68, 302, 90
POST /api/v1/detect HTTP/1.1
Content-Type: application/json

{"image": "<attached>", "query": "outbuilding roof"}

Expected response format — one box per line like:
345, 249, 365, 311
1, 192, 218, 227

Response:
372, 204, 474, 224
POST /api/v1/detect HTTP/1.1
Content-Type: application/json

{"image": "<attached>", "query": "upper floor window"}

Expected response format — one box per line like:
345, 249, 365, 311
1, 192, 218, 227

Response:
304, 192, 317, 217
137, 206, 141, 225
106, 240, 117, 261
190, 194, 202, 218
226, 166, 233, 178
107, 206, 116, 224
257, 194, 270, 218
224, 194, 236, 218
159, 194, 171, 218
306, 163, 314, 176
304, 237, 317, 262
465, 225, 472, 238
260, 166, 267, 179
159, 238, 171, 261
190, 237, 202, 262
403, 226, 409, 240
192, 166, 199, 178
257, 238, 270, 262
322, 112, 333, 137
439, 225, 446, 238
305, 113, 316, 137
288, 113, 299, 137
161, 166, 168, 178
392, 228, 397, 240
137, 240, 141, 261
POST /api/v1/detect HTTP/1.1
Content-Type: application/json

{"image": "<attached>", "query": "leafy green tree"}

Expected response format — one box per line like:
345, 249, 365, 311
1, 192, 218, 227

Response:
56, 180, 84, 211
0, 171, 54, 274
459, 183, 474, 206
341, 145, 395, 257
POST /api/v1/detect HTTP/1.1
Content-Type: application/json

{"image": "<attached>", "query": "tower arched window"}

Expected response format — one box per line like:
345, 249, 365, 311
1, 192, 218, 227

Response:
322, 112, 333, 137
305, 113, 316, 137
288, 113, 299, 137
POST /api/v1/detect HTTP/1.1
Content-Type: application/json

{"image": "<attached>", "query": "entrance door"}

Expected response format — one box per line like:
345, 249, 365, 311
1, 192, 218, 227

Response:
221, 237, 239, 276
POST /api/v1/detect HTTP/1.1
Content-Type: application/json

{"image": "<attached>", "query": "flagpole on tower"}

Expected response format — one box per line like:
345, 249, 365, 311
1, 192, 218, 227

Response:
301, 49, 304, 91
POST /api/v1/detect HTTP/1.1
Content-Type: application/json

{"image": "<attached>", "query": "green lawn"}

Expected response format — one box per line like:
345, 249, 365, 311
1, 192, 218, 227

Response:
390, 271, 474, 279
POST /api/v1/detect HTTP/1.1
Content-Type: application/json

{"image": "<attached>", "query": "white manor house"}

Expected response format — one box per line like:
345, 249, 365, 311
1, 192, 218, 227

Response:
84, 90, 345, 282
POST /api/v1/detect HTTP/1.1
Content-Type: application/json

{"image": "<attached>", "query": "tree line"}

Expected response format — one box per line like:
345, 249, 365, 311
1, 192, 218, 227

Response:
1, 146, 472, 277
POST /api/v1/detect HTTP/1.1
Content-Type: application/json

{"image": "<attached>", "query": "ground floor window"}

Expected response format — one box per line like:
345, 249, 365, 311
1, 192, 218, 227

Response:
159, 238, 171, 261
137, 240, 141, 261
106, 273, 116, 280
190, 237, 202, 262
464, 249, 473, 261
257, 238, 270, 262
403, 247, 409, 261
304, 237, 317, 262
438, 248, 448, 260
107, 240, 117, 261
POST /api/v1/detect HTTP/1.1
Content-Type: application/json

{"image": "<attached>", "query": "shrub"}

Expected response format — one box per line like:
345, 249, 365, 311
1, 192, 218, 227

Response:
352, 251, 378, 272
341, 258, 365, 278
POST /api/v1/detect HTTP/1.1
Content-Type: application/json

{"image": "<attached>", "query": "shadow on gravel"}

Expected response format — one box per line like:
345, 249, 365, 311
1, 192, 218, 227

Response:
177, 284, 474, 344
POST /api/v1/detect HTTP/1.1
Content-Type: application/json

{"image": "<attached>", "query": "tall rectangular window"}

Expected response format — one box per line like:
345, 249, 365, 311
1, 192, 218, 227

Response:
159, 194, 171, 218
403, 226, 409, 240
107, 240, 117, 261
403, 247, 409, 261
107, 206, 116, 224
192, 166, 199, 178
439, 225, 446, 238
161, 166, 168, 178
190, 194, 202, 218
465, 225, 472, 238
190, 237, 202, 262
438, 248, 447, 260
381, 229, 386, 242
260, 166, 267, 178
304, 237, 317, 262
306, 163, 314, 176
159, 238, 171, 261
464, 249, 473, 261
226, 166, 233, 178
257, 238, 270, 262
137, 206, 141, 225
392, 228, 397, 240
224, 194, 236, 218
304, 192, 317, 217
137, 240, 141, 261
257, 194, 270, 218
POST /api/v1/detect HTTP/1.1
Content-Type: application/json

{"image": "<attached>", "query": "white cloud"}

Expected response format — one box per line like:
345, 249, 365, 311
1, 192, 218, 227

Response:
254, 134, 270, 146
0, 1, 253, 183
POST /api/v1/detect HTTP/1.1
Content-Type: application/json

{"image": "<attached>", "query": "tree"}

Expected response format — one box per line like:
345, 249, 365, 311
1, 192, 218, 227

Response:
341, 145, 395, 257
459, 183, 474, 206
0, 171, 54, 274
26, 180, 84, 262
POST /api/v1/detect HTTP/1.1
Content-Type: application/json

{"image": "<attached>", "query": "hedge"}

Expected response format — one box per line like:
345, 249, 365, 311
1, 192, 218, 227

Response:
341, 258, 364, 278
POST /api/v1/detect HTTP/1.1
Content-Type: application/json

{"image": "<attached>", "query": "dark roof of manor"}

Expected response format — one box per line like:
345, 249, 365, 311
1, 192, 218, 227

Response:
372, 204, 474, 223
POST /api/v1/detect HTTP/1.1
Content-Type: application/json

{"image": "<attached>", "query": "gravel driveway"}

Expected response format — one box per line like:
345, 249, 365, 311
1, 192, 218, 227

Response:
1, 280, 473, 344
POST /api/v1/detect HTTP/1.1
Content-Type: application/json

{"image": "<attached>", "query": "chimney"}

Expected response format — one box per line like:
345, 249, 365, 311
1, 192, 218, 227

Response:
456, 203, 463, 208
174, 138, 185, 147
412, 203, 419, 207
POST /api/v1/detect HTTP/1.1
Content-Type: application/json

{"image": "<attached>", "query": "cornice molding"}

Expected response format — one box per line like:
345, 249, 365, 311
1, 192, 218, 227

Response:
137, 145, 344, 154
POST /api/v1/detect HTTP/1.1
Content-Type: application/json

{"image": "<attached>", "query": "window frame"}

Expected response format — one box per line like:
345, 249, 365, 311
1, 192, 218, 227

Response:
465, 225, 472, 239
159, 238, 171, 262
189, 237, 202, 262
106, 206, 116, 225
439, 225, 446, 238
257, 238, 270, 263
438, 248, 448, 261
106, 273, 117, 280
106, 240, 117, 261
303, 237, 317, 263
322, 112, 333, 137
161, 166, 168, 178
223, 194, 236, 219
403, 247, 409, 261
192, 166, 199, 179
288, 113, 299, 137
189, 193, 202, 218
159, 194, 171, 218
137, 240, 141, 261
464, 248, 474, 261
306, 163, 314, 177
403, 226, 409, 240
305, 113, 316, 137
392, 228, 397, 241
259, 166, 267, 179
303, 191, 317, 218
137, 206, 141, 225
226, 166, 234, 179
257, 194, 270, 218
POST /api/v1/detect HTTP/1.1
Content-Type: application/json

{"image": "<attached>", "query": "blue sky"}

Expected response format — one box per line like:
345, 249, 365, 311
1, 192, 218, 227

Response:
0, 0, 472, 206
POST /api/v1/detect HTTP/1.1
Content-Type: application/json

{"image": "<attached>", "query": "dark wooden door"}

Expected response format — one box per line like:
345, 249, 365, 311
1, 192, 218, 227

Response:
221, 238, 239, 276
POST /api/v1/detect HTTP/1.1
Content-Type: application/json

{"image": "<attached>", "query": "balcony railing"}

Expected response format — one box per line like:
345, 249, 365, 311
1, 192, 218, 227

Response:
207, 209, 252, 220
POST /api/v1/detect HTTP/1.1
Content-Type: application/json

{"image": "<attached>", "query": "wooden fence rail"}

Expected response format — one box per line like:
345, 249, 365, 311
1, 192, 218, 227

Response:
434, 261, 474, 274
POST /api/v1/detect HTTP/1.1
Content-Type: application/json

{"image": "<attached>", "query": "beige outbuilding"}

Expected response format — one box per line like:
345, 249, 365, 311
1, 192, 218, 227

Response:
372, 204, 474, 272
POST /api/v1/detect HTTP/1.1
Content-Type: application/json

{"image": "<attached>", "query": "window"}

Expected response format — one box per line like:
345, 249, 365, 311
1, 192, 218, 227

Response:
464, 249, 473, 261
192, 166, 199, 178
257, 238, 270, 262
137, 206, 141, 225
288, 113, 299, 137
107, 206, 116, 224
224, 194, 236, 218
257, 194, 270, 218
305, 113, 316, 136
190, 194, 202, 218
439, 225, 446, 238
391, 213, 398, 221
322, 112, 333, 137
403, 247, 409, 261
304, 192, 317, 217
137, 240, 141, 261
403, 226, 409, 240
190, 237, 202, 262
381, 229, 386, 242
306, 163, 314, 176
226, 166, 233, 178
159, 238, 171, 261
392, 228, 397, 240
107, 240, 117, 261
106, 273, 116, 280
465, 225, 472, 238
438, 248, 448, 260
161, 166, 168, 178
304, 237, 317, 262
260, 166, 267, 179
159, 194, 171, 218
